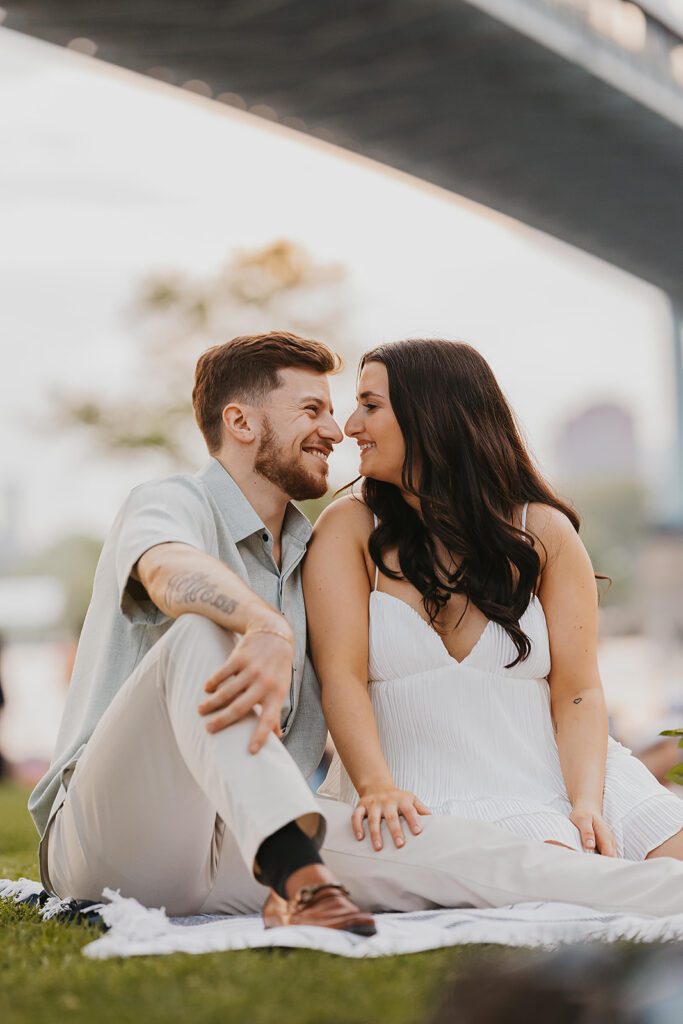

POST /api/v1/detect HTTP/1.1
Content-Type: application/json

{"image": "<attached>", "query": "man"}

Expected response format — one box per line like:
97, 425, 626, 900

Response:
30, 331, 374, 933
31, 331, 683, 928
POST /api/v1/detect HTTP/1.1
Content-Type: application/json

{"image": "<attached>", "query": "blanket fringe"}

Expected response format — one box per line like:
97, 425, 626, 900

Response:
41, 894, 104, 920
97, 888, 171, 940
0, 877, 103, 921
0, 877, 44, 903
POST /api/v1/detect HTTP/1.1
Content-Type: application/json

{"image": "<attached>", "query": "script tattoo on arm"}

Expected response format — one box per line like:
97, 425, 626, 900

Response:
164, 571, 238, 615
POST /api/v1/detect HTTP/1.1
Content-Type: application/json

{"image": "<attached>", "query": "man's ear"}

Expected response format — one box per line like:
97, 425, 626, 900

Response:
221, 403, 257, 445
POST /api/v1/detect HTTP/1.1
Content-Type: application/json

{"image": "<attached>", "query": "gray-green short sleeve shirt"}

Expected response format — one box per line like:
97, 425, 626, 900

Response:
29, 459, 327, 838
114, 475, 215, 626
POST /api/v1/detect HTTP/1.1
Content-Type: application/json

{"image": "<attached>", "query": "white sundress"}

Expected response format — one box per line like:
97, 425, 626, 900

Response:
320, 505, 683, 860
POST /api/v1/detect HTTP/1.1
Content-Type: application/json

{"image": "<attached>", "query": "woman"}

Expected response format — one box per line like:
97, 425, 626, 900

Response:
303, 339, 683, 862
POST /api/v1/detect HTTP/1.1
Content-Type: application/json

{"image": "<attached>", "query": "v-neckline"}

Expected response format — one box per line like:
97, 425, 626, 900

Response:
371, 590, 492, 666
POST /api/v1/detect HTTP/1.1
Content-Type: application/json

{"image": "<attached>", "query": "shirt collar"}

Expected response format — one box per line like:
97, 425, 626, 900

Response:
196, 458, 312, 546
283, 500, 313, 547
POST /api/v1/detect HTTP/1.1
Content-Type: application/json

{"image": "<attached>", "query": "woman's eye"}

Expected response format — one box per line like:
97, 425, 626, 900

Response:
363, 404, 376, 411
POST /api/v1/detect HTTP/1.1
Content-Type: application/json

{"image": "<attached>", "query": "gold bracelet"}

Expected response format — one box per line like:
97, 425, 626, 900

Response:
245, 626, 294, 646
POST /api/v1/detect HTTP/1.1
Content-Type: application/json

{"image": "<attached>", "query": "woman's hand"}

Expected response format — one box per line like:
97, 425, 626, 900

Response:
353, 787, 431, 851
569, 801, 618, 856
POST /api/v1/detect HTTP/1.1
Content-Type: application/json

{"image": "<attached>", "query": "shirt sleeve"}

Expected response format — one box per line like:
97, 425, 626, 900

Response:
114, 477, 213, 625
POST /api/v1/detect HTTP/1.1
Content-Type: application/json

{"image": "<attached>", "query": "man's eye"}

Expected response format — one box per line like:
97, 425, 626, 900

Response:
306, 405, 319, 413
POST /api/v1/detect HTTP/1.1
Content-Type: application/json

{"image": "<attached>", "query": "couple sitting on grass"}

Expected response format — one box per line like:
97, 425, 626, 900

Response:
29, 332, 683, 937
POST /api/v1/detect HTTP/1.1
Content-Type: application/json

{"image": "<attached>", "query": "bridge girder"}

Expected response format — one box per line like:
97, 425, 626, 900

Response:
4, 0, 683, 299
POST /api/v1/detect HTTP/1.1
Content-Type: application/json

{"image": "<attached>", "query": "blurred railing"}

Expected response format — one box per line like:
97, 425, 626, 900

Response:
469, 0, 683, 126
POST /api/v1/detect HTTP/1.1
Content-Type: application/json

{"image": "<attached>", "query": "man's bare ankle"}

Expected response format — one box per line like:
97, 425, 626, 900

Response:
284, 863, 337, 901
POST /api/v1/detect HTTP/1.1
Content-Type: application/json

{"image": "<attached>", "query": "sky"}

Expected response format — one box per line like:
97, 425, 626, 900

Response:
0, 26, 677, 553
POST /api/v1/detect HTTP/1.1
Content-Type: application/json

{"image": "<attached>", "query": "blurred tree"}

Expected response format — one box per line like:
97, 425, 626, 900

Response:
564, 478, 648, 606
14, 535, 103, 635
55, 240, 351, 471
297, 492, 345, 525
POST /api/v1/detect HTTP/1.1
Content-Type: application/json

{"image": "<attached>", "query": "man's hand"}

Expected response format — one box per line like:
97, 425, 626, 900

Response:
198, 622, 294, 753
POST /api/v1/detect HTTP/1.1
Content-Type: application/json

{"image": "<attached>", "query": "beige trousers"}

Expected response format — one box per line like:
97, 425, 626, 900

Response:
47, 614, 683, 918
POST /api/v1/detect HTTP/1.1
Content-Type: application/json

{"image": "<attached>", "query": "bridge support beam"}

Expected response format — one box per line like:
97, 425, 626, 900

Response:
671, 298, 683, 529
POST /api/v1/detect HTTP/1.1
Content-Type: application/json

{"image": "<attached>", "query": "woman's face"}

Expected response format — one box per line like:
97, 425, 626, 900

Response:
344, 360, 407, 487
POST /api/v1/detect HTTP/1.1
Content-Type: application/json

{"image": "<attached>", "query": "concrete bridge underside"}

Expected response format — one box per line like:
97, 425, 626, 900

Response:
6, 0, 683, 300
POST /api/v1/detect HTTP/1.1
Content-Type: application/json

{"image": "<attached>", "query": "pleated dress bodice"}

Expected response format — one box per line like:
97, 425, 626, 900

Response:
319, 588, 571, 821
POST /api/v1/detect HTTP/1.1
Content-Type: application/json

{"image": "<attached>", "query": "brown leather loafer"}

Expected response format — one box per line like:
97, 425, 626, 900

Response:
262, 882, 376, 936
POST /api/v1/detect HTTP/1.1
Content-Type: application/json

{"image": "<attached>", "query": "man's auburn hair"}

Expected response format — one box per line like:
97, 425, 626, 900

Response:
193, 331, 342, 453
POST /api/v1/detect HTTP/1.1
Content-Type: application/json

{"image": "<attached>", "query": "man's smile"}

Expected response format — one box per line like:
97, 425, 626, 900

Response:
302, 444, 331, 465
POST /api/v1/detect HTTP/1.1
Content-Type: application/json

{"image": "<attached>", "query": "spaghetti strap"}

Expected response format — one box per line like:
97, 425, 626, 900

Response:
521, 502, 529, 533
372, 514, 380, 591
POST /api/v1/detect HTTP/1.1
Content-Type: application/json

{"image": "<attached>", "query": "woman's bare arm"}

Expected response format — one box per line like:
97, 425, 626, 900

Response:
533, 504, 617, 856
303, 496, 429, 850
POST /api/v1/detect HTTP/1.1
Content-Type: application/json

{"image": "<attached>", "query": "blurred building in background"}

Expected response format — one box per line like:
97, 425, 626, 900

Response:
554, 403, 646, 614
556, 404, 639, 484
553, 401, 683, 742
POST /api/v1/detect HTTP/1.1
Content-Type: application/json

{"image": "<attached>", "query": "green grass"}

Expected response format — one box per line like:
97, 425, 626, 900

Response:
0, 782, 517, 1024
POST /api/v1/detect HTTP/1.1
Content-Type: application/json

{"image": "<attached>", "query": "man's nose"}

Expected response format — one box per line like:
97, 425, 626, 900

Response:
320, 415, 343, 444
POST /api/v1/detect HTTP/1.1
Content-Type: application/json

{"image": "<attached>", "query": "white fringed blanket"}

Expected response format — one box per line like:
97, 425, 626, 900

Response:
4, 878, 683, 959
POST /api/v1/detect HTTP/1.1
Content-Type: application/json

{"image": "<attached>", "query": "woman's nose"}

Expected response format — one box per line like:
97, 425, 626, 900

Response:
344, 411, 361, 437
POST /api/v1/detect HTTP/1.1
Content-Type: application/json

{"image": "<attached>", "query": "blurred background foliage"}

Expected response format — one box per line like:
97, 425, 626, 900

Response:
55, 239, 351, 467
13, 536, 103, 636
569, 478, 648, 607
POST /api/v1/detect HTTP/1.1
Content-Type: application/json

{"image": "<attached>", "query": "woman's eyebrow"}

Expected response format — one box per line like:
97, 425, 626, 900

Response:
357, 390, 384, 401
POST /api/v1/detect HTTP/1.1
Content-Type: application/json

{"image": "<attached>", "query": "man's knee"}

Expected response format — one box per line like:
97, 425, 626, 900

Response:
165, 613, 237, 657
154, 614, 238, 695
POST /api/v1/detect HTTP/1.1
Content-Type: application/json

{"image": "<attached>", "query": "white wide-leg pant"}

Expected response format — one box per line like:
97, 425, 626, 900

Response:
46, 614, 683, 918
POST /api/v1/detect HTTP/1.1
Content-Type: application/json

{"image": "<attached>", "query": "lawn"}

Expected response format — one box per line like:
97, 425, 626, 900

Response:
0, 782, 517, 1024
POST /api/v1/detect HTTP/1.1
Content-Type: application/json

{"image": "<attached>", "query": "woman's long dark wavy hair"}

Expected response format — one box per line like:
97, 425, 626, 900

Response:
359, 339, 581, 668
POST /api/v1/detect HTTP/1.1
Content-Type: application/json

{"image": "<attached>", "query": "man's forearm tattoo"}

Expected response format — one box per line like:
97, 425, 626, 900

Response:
165, 571, 238, 615
573, 697, 583, 705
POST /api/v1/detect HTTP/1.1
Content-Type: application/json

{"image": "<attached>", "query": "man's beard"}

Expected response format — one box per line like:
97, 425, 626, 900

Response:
254, 417, 328, 501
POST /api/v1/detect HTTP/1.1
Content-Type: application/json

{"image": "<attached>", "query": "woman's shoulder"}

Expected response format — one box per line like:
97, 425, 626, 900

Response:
311, 493, 374, 540
524, 502, 581, 561
305, 494, 375, 588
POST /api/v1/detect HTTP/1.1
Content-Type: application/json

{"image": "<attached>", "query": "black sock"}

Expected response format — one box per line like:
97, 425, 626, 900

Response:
255, 820, 323, 899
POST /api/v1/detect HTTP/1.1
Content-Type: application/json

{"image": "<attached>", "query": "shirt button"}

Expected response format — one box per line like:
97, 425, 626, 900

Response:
262, 533, 268, 542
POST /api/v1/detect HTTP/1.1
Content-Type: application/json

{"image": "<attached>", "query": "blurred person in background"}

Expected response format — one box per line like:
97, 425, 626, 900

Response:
308, 339, 683, 871
430, 943, 683, 1023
